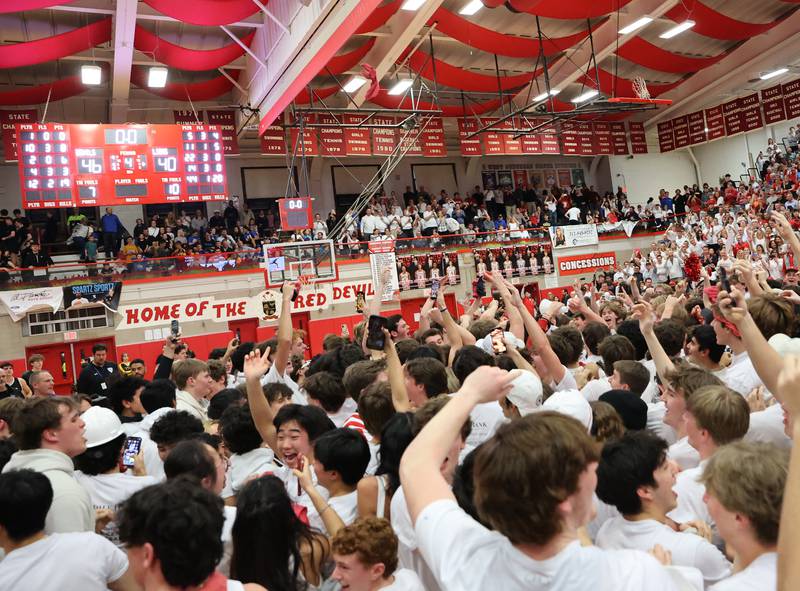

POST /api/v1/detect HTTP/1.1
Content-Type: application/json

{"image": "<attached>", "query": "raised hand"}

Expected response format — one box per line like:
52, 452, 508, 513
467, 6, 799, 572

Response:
460, 366, 521, 405
777, 355, 800, 417
243, 347, 272, 382
291, 454, 314, 492
716, 286, 748, 325
631, 301, 656, 333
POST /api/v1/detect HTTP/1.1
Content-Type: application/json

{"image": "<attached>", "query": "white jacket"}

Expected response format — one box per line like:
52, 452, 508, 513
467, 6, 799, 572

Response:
3, 449, 94, 534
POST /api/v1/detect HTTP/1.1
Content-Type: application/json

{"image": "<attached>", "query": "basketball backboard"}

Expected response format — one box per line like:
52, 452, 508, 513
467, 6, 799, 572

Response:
263, 239, 338, 287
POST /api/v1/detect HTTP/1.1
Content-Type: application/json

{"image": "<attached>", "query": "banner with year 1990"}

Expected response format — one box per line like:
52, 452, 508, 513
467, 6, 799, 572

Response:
548, 224, 599, 250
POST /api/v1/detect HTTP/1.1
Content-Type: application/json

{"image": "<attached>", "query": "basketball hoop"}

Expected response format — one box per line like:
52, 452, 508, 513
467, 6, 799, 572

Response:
632, 76, 650, 100
606, 75, 673, 105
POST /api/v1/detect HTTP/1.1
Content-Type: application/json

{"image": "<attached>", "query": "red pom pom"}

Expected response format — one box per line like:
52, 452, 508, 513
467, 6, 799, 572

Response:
684, 253, 701, 282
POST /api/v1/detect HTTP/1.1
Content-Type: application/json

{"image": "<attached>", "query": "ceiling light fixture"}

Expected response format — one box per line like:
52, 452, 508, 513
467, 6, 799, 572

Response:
533, 89, 560, 102
388, 79, 414, 95
401, 0, 426, 11
572, 89, 599, 103
659, 20, 695, 39
81, 64, 102, 85
618, 17, 653, 35
459, 0, 483, 15
342, 76, 367, 93
147, 66, 168, 88
760, 68, 789, 80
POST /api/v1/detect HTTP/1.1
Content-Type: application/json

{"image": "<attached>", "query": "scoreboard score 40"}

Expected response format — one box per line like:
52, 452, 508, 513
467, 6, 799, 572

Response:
16, 123, 229, 209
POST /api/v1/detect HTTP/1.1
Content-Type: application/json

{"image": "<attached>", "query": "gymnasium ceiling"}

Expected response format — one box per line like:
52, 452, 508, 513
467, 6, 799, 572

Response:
1, 0, 800, 150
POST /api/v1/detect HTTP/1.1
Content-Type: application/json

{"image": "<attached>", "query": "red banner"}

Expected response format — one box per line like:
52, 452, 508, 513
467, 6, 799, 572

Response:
512, 170, 528, 189
173, 110, 202, 124
420, 116, 446, 157
738, 93, 763, 132
521, 131, 542, 154
457, 118, 481, 156
558, 252, 617, 276
497, 119, 521, 155
260, 120, 286, 156
722, 98, 743, 136
289, 114, 319, 156
610, 122, 628, 155
762, 84, 786, 124
343, 114, 371, 156
657, 120, 674, 152
629, 122, 647, 154
687, 111, 706, 145
592, 121, 612, 155
206, 110, 240, 155
372, 116, 396, 156
705, 106, 725, 141
783, 79, 800, 120
539, 120, 560, 154
1, 109, 37, 162
317, 114, 345, 157
561, 121, 579, 155
481, 118, 504, 155
672, 115, 690, 149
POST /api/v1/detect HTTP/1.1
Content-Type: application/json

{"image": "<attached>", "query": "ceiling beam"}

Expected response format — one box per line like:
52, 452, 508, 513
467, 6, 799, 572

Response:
546, 0, 680, 97
642, 9, 800, 128
350, 1, 447, 107
109, 0, 137, 123
49, 5, 263, 27
59, 54, 247, 70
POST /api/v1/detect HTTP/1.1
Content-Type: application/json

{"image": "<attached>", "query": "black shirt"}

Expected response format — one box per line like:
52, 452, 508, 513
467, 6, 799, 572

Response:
76, 361, 118, 398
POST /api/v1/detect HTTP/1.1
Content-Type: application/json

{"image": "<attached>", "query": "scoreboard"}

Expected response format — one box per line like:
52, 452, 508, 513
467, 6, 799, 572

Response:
278, 197, 313, 230
16, 123, 228, 209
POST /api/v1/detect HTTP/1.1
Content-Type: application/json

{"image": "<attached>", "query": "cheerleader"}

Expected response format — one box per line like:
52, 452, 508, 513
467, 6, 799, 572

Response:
543, 251, 552, 274
430, 266, 441, 281
530, 254, 540, 275
399, 266, 411, 291
476, 256, 487, 276
446, 261, 458, 283
415, 267, 427, 289
489, 253, 501, 273
516, 255, 527, 276
503, 257, 514, 279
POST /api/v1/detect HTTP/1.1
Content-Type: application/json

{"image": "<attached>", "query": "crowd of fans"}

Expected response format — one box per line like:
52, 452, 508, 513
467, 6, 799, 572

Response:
1, 134, 800, 588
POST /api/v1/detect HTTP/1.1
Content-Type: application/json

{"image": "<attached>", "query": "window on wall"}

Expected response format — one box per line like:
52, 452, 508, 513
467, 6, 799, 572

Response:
331, 165, 382, 217
411, 163, 459, 197
23, 306, 112, 336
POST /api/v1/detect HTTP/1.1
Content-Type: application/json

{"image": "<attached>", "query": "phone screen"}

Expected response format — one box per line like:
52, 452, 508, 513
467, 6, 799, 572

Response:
170, 319, 180, 337
476, 277, 486, 297
430, 278, 440, 300
366, 315, 388, 350
718, 267, 731, 292
122, 436, 142, 468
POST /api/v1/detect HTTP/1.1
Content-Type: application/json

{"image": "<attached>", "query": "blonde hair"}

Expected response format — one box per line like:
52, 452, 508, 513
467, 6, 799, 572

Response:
686, 385, 749, 445
701, 441, 788, 545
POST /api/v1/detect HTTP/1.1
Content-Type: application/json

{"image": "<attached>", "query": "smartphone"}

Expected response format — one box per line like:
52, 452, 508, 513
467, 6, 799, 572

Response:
170, 319, 180, 337
491, 328, 506, 354
430, 278, 440, 300
475, 276, 486, 298
366, 315, 388, 350
122, 436, 142, 468
718, 266, 731, 292
291, 281, 300, 302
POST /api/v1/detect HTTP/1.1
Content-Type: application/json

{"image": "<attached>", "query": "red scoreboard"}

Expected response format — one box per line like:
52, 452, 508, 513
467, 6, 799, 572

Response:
16, 123, 228, 209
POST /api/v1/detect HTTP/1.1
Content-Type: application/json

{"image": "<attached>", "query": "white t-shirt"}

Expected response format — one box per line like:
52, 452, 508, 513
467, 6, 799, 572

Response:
391, 486, 441, 591
328, 398, 358, 428
552, 365, 579, 393
580, 377, 611, 402
0, 532, 128, 591
596, 517, 730, 585
463, 399, 505, 458
261, 364, 305, 405
567, 207, 581, 221
328, 490, 359, 529
74, 471, 158, 547
383, 568, 426, 591
415, 499, 682, 590
648, 402, 677, 445
586, 494, 620, 541
716, 352, 762, 397
745, 403, 791, 449
668, 436, 701, 471
707, 552, 775, 591
667, 461, 713, 529
227, 447, 277, 495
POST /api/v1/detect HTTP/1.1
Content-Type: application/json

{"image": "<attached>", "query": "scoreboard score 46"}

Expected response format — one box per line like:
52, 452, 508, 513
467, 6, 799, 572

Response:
16, 123, 229, 209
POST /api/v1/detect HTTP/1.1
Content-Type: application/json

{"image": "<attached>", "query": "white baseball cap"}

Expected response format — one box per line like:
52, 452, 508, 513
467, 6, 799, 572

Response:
82, 406, 124, 448
479, 330, 525, 354
542, 389, 593, 433
505, 372, 544, 416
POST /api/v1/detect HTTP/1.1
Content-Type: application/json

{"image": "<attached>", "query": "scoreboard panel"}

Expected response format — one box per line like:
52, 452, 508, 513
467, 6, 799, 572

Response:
278, 197, 313, 230
16, 123, 228, 209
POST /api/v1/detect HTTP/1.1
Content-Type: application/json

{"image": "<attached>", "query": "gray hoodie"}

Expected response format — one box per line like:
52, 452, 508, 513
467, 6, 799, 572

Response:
3, 449, 94, 533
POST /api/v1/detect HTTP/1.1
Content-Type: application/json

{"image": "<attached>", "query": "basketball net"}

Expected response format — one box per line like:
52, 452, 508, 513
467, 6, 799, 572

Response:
632, 76, 650, 100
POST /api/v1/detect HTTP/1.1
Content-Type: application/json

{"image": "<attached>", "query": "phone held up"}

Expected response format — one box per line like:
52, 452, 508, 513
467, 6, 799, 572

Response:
430, 278, 440, 300
366, 315, 389, 350
170, 320, 180, 341
491, 328, 506, 354
122, 436, 142, 468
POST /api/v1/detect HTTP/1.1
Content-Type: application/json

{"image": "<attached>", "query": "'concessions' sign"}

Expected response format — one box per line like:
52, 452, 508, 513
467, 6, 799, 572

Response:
558, 252, 617, 276
548, 224, 599, 250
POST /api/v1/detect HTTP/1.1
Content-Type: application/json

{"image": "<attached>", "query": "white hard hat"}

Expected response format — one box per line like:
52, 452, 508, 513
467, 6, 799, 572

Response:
82, 406, 124, 448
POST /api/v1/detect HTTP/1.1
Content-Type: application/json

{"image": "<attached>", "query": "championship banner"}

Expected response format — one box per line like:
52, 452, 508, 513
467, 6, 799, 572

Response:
1, 109, 38, 161
206, 110, 240, 155
368, 239, 399, 302
173, 110, 202, 124
548, 224, 599, 250
63, 282, 122, 313
558, 252, 617, 276
0, 287, 63, 322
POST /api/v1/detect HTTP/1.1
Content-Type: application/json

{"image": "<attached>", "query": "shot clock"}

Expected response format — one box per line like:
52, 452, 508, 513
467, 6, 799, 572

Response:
16, 123, 228, 208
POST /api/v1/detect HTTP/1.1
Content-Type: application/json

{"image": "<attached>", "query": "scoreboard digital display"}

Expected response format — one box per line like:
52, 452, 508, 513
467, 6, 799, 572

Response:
278, 197, 313, 230
16, 123, 228, 209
